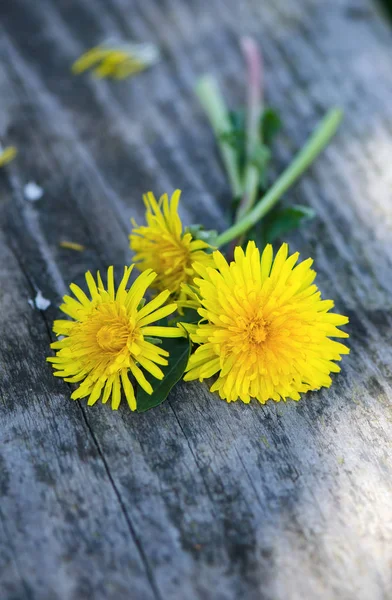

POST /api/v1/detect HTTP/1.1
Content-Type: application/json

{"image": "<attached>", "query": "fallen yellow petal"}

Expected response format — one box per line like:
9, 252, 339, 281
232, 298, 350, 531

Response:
59, 240, 86, 252
0, 146, 17, 167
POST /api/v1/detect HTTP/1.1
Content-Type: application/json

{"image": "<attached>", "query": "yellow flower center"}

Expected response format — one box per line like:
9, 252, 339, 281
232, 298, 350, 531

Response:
231, 306, 269, 351
159, 242, 190, 275
246, 316, 267, 345
96, 323, 130, 353
79, 303, 141, 359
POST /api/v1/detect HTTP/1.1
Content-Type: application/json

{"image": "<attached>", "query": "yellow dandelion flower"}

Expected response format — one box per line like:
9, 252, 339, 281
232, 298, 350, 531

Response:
184, 241, 349, 404
72, 40, 159, 79
47, 266, 183, 410
129, 190, 215, 297
0, 145, 17, 166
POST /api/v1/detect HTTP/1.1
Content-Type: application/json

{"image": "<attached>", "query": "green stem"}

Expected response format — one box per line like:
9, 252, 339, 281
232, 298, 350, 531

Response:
216, 108, 343, 248
196, 75, 242, 199
236, 37, 263, 222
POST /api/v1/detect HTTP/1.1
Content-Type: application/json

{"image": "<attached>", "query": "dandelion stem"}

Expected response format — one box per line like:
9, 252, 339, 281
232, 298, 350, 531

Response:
216, 108, 343, 248
196, 75, 242, 199
235, 37, 263, 222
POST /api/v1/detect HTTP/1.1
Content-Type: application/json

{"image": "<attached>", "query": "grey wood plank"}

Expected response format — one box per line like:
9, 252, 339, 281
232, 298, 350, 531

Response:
0, 230, 159, 600
0, 0, 392, 599
0, 20, 239, 600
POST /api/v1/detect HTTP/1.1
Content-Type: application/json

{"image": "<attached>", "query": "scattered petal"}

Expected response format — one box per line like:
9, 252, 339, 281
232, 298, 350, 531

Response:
0, 145, 17, 167
24, 181, 44, 202
72, 40, 159, 79
29, 290, 51, 311
59, 240, 86, 252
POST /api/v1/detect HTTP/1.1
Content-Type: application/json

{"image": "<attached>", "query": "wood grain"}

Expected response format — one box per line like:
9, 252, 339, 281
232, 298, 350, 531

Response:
0, 0, 392, 598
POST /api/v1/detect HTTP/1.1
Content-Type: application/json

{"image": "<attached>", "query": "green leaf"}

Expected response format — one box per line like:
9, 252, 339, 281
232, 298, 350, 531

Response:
225, 110, 246, 152
260, 108, 282, 146
263, 205, 316, 244
250, 144, 271, 169
136, 335, 191, 412
219, 128, 245, 152
249, 143, 271, 191
170, 307, 199, 325
144, 336, 162, 345
256, 108, 281, 192
221, 110, 247, 175
186, 225, 218, 248
228, 109, 246, 133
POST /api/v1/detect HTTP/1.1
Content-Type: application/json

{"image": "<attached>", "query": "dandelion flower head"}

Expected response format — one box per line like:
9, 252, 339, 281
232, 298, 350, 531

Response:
130, 189, 215, 297
184, 241, 349, 404
47, 266, 183, 410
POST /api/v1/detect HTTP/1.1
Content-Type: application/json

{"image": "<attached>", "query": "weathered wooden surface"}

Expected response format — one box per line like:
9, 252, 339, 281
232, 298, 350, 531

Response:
0, 0, 392, 598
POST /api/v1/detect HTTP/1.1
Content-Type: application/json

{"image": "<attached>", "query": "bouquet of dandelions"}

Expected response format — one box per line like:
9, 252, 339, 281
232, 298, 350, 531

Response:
48, 39, 349, 412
